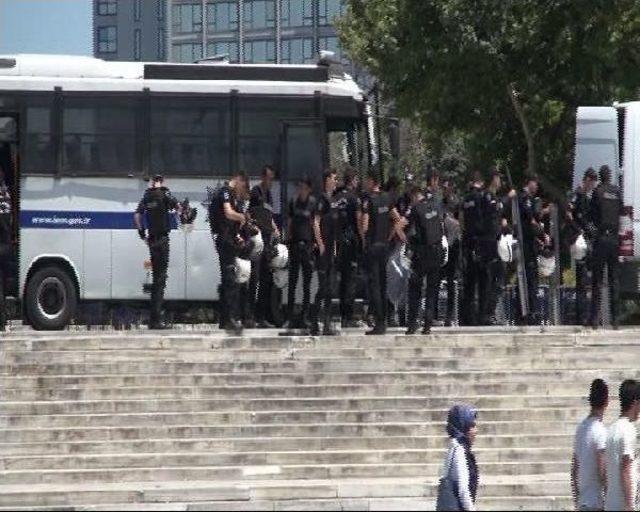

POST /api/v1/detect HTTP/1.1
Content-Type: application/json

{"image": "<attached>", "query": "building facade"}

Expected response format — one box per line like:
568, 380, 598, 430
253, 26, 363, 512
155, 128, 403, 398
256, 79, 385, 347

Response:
93, 0, 352, 70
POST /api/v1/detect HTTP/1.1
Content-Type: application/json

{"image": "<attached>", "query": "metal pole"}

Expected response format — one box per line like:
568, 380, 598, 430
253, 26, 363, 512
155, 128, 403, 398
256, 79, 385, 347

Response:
374, 84, 383, 182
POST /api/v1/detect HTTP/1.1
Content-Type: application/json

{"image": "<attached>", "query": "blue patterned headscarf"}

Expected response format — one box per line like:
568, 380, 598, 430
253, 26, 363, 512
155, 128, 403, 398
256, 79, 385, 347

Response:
446, 404, 478, 444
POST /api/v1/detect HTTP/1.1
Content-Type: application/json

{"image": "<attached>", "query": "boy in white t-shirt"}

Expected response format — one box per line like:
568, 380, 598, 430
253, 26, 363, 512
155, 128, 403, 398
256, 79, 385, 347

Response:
572, 379, 609, 511
605, 379, 640, 511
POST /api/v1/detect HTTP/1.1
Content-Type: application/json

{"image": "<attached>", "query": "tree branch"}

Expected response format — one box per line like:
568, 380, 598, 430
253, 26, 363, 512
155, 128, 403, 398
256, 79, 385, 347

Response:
507, 83, 536, 176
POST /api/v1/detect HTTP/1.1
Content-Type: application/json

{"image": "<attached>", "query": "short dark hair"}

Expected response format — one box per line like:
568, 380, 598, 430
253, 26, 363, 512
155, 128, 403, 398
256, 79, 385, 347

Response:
589, 378, 609, 409
525, 175, 539, 185
367, 171, 381, 185
298, 175, 312, 188
599, 165, 612, 183
262, 165, 275, 177
584, 168, 597, 181
323, 169, 337, 184
619, 379, 640, 413
343, 170, 356, 188
232, 170, 248, 181
426, 167, 440, 184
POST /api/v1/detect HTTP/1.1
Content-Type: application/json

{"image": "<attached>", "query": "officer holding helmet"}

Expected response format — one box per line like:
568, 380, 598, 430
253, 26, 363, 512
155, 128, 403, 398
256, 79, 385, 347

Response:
134, 175, 181, 330
590, 165, 623, 329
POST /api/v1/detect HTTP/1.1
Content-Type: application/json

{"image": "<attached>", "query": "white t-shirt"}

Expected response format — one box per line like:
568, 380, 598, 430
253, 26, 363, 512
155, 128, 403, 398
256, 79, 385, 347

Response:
605, 417, 638, 511
574, 416, 607, 509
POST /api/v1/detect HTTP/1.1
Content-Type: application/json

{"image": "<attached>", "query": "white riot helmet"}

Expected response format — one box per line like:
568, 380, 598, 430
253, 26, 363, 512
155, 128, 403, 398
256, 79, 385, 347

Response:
249, 231, 264, 261
571, 234, 588, 261
270, 243, 289, 269
538, 253, 556, 278
234, 258, 252, 284
441, 235, 449, 267
273, 268, 288, 289
498, 234, 515, 263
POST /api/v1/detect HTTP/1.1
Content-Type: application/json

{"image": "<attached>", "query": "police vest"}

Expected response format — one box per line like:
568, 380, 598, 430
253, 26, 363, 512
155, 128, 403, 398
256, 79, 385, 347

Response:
289, 196, 316, 242
595, 184, 622, 233
462, 187, 485, 240
142, 188, 172, 237
249, 185, 275, 233
415, 194, 443, 246
334, 189, 358, 243
367, 192, 392, 245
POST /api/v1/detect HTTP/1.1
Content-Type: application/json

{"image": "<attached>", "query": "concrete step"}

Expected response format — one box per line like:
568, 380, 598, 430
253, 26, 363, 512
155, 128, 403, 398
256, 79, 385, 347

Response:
0, 447, 572, 471
0, 368, 633, 389
0, 395, 588, 416
0, 461, 571, 485
0, 434, 574, 456
0, 421, 576, 444
0, 407, 592, 429
0, 475, 570, 507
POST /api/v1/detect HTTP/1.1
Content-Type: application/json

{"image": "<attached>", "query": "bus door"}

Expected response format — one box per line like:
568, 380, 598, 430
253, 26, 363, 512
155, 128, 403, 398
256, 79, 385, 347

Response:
279, 119, 327, 227
0, 114, 19, 297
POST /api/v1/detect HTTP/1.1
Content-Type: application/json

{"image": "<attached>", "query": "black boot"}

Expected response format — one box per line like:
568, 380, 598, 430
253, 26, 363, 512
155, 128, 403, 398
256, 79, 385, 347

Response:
405, 324, 418, 335
226, 319, 243, 335
322, 314, 337, 336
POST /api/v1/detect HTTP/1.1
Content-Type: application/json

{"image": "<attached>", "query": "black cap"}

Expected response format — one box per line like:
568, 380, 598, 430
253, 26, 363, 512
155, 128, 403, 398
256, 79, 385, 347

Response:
584, 168, 597, 181
152, 174, 164, 183
599, 165, 612, 182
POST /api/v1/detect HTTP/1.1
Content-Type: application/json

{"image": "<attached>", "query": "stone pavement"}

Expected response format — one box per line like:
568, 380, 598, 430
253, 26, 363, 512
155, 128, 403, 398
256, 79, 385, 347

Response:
0, 326, 638, 510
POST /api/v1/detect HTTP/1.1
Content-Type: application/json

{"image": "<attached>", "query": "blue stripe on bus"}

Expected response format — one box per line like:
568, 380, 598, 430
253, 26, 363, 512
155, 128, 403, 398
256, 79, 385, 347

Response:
20, 211, 178, 230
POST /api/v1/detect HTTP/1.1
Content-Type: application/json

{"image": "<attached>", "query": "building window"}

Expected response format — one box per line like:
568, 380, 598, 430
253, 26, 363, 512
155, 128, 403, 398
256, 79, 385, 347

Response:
24, 98, 55, 175
319, 0, 344, 26
319, 36, 344, 62
243, 0, 276, 30
157, 0, 166, 20
151, 98, 231, 176
62, 98, 137, 175
243, 39, 275, 63
281, 38, 314, 64
207, 41, 239, 62
134, 0, 142, 21
97, 0, 117, 16
172, 3, 203, 34
158, 28, 166, 60
281, 0, 313, 27
173, 42, 203, 62
97, 26, 117, 54
134, 29, 142, 60
207, 1, 238, 33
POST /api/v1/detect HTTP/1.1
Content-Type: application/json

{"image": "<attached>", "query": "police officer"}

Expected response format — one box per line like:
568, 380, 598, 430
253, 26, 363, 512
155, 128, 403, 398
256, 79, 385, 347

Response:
360, 171, 402, 335
311, 170, 339, 336
460, 172, 489, 325
134, 175, 180, 330
286, 177, 317, 329
210, 170, 249, 334
0, 167, 12, 331
441, 178, 461, 327
590, 165, 623, 329
334, 170, 360, 328
568, 168, 598, 326
248, 165, 281, 328
518, 176, 546, 325
406, 180, 445, 335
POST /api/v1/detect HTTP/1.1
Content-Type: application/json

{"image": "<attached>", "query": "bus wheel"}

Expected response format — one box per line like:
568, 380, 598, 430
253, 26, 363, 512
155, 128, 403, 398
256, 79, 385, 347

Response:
26, 266, 77, 331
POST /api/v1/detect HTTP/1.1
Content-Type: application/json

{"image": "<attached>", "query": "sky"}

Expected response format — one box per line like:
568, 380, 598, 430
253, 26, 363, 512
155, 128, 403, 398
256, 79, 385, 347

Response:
0, 0, 92, 56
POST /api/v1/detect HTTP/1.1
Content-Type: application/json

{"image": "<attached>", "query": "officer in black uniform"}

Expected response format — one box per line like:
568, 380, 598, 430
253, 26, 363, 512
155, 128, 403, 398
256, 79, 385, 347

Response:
568, 168, 598, 326
441, 178, 461, 326
406, 181, 445, 335
134, 175, 180, 330
209, 170, 249, 334
0, 168, 12, 331
460, 172, 489, 325
248, 165, 280, 328
334, 170, 360, 328
287, 177, 317, 329
360, 171, 402, 335
590, 165, 623, 329
518, 176, 546, 325
311, 170, 339, 335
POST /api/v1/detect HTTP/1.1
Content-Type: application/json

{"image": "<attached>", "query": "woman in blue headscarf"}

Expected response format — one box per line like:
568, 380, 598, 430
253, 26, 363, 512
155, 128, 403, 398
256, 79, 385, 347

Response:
441, 404, 479, 511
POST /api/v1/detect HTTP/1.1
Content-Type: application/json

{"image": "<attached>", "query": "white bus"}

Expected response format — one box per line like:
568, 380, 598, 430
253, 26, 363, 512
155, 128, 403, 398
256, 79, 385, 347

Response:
0, 54, 369, 330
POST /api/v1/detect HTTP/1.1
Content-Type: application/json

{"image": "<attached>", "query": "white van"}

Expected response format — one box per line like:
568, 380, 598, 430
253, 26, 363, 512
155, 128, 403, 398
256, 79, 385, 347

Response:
574, 104, 635, 295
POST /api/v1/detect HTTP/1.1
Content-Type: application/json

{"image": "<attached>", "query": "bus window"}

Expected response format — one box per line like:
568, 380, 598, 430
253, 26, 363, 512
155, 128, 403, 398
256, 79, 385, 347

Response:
24, 99, 56, 175
238, 96, 313, 175
62, 97, 137, 175
150, 97, 230, 177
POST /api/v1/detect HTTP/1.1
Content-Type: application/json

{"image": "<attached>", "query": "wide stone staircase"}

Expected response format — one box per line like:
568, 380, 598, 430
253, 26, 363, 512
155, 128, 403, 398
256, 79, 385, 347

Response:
0, 327, 638, 511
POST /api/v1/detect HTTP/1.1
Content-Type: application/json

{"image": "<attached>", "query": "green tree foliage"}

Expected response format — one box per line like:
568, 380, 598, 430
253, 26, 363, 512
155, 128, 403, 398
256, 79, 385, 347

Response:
337, 0, 640, 197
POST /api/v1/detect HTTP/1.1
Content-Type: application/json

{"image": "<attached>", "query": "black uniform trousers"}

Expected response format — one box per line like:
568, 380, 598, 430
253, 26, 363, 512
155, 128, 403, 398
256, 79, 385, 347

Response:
287, 241, 314, 317
487, 257, 505, 323
575, 257, 591, 325
216, 236, 241, 325
148, 234, 170, 324
366, 243, 388, 328
591, 233, 620, 326
461, 240, 489, 325
314, 250, 334, 324
337, 240, 358, 322
516, 244, 540, 324
0, 243, 9, 330
247, 232, 273, 323
408, 246, 442, 330
442, 239, 460, 323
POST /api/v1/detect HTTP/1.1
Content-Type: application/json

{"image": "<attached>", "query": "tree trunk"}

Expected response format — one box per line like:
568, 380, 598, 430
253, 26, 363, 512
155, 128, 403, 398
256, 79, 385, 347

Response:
507, 83, 536, 177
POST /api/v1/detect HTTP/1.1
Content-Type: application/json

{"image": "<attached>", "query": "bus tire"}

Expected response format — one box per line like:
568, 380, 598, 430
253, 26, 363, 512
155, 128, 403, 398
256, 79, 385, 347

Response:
25, 265, 77, 331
